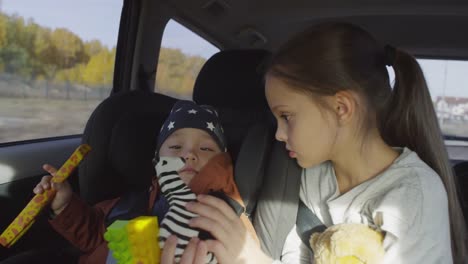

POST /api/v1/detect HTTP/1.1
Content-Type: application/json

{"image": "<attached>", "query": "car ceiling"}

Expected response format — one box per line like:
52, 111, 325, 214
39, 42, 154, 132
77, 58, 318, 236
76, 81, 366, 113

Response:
163, 0, 468, 59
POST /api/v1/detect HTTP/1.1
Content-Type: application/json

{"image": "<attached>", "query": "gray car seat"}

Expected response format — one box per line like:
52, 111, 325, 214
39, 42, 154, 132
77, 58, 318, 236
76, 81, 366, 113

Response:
193, 49, 303, 258
193, 49, 275, 217
193, 50, 302, 259
253, 141, 302, 259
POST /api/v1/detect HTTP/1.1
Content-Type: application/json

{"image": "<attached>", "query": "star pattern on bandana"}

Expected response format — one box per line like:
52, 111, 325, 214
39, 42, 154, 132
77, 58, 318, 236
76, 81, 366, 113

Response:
167, 121, 175, 130
206, 122, 215, 131
157, 100, 226, 153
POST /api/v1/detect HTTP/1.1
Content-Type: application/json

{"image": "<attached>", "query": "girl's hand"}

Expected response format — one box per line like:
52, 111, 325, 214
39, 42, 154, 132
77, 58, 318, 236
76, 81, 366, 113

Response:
186, 195, 272, 264
32, 164, 73, 216
161, 235, 208, 264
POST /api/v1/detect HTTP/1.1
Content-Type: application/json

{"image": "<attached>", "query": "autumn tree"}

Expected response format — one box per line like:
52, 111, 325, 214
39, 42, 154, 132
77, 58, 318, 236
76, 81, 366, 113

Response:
0, 12, 208, 100
0, 14, 7, 50
50, 28, 87, 69
84, 40, 105, 57
155, 47, 206, 98
82, 48, 115, 88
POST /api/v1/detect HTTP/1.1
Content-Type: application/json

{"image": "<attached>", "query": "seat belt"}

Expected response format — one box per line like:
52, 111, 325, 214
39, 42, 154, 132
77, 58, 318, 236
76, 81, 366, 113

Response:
296, 200, 327, 252
105, 189, 150, 227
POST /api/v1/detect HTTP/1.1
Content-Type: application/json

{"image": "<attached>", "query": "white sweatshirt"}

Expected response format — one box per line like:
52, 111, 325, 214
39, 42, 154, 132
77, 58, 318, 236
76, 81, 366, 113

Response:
277, 148, 452, 264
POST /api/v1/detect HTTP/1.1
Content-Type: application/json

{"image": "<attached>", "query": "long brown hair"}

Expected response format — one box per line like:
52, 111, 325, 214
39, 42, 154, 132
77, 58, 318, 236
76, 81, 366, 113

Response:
267, 22, 467, 262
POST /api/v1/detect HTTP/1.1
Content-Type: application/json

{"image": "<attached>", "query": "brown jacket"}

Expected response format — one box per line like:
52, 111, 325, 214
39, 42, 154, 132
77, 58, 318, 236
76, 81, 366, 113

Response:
50, 153, 257, 264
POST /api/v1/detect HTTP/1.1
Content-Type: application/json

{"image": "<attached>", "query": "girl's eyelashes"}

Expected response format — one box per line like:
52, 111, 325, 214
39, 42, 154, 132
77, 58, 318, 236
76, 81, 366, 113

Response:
280, 113, 291, 121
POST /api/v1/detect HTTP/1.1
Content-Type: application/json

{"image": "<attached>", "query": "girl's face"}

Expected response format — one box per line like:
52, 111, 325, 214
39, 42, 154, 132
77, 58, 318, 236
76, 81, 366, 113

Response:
159, 128, 222, 184
265, 74, 339, 168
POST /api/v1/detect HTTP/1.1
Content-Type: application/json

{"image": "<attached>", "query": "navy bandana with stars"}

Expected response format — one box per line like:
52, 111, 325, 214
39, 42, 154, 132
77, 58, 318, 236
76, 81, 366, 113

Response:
156, 100, 227, 154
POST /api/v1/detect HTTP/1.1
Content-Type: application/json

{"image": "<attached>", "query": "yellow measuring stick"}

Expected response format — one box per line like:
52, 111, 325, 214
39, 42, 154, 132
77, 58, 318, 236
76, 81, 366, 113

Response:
0, 144, 91, 248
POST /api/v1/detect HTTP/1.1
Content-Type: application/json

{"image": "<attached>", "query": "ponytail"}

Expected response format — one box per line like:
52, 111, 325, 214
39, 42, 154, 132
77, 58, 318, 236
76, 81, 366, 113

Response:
380, 49, 467, 262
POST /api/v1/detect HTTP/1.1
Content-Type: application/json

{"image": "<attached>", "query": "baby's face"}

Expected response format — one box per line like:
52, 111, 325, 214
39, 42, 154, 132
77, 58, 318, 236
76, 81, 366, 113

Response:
159, 128, 222, 184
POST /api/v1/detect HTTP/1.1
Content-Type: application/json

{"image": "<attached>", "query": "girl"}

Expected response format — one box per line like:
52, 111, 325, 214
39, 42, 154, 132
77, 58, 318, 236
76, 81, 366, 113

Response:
162, 22, 467, 263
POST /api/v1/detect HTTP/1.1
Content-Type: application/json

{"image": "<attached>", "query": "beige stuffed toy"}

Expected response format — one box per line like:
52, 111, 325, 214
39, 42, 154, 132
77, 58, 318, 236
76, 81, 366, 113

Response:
309, 223, 385, 264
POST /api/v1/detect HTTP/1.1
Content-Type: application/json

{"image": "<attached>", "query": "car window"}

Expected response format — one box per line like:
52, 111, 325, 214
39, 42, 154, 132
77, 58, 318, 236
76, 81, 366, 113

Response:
387, 59, 468, 143
154, 19, 219, 100
417, 59, 468, 143
0, 0, 121, 144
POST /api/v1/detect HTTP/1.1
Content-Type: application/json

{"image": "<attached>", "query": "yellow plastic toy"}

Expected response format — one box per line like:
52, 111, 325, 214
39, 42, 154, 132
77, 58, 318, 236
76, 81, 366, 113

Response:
104, 216, 160, 264
310, 223, 385, 264
0, 144, 91, 248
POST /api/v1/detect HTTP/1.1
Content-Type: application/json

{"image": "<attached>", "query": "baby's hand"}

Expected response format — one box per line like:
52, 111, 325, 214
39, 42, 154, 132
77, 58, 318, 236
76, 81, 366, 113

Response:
33, 164, 73, 216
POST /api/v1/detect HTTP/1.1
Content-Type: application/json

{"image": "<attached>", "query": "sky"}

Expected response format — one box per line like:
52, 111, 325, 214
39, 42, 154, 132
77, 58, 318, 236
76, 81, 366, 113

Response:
2, 0, 467, 99
1, 0, 219, 57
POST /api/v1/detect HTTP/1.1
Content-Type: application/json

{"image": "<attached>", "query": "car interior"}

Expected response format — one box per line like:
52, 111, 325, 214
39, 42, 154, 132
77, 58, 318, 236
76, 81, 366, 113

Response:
1, 0, 468, 262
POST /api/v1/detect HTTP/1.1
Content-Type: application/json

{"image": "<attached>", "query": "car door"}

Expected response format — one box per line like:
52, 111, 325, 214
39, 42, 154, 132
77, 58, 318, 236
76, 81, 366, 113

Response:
0, 0, 125, 260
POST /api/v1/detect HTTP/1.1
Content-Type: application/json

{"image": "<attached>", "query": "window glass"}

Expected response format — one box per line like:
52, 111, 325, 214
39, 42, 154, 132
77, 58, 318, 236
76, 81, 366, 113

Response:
418, 59, 468, 140
155, 19, 219, 100
0, 0, 121, 143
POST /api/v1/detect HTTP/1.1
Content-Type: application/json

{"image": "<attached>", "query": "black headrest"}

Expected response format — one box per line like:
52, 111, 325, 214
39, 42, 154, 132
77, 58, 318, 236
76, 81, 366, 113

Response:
193, 49, 271, 109
192, 49, 276, 219
453, 161, 468, 222
79, 90, 176, 204
192, 49, 273, 162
